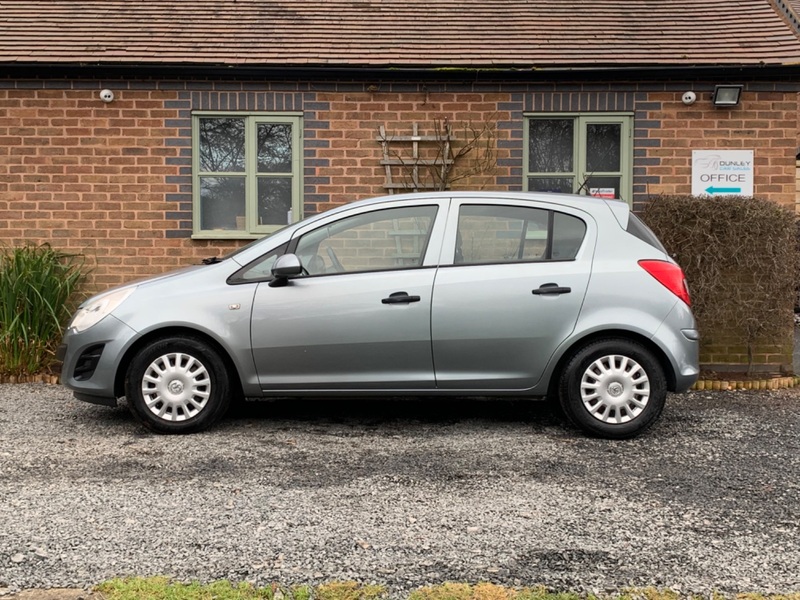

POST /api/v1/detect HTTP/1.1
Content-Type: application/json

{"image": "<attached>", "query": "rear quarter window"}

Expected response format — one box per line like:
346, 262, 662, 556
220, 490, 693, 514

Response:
551, 212, 587, 260
626, 213, 667, 253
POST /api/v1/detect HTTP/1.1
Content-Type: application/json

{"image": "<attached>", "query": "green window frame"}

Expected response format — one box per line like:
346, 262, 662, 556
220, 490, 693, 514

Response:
192, 112, 303, 239
524, 113, 633, 205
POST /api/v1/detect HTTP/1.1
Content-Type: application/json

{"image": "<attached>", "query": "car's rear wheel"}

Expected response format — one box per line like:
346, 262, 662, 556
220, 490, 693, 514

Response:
558, 338, 666, 439
125, 336, 231, 434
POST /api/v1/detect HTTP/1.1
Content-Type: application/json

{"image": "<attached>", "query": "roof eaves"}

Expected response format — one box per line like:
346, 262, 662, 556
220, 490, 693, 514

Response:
2, 60, 798, 82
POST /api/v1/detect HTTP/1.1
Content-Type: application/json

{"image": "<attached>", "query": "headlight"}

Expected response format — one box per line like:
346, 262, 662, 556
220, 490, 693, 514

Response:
69, 287, 137, 333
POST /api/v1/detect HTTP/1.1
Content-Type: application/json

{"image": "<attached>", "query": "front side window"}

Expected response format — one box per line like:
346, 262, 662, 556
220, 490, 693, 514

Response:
193, 113, 302, 238
294, 206, 438, 275
525, 114, 632, 204
455, 204, 586, 264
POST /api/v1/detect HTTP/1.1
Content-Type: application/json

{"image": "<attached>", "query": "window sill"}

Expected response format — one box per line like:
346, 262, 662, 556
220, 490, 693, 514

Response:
191, 232, 263, 241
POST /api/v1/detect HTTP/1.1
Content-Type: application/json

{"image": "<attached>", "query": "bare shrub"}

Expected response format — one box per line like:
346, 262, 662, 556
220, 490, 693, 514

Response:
642, 195, 799, 371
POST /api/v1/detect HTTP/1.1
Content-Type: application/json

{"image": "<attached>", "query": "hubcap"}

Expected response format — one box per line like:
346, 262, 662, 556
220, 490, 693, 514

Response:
141, 352, 211, 422
580, 354, 650, 424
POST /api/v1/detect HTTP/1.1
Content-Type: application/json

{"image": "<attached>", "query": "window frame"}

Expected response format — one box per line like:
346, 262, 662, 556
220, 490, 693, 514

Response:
191, 111, 303, 239
523, 112, 633, 205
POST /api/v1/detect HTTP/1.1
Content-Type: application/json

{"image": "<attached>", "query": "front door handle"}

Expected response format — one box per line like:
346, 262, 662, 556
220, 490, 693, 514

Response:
382, 292, 421, 304
532, 283, 572, 295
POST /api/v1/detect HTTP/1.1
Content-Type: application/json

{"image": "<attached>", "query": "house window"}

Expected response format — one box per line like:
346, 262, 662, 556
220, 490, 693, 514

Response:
192, 113, 302, 238
524, 114, 632, 204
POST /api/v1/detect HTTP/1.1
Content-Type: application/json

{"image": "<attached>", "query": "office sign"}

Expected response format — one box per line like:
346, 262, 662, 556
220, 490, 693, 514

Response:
691, 150, 753, 197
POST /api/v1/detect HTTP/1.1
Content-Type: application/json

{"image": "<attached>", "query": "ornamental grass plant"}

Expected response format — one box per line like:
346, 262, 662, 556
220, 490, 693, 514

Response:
0, 243, 86, 377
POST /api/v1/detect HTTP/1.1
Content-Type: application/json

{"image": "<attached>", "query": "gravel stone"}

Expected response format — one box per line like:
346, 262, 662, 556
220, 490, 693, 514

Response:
1, 383, 799, 596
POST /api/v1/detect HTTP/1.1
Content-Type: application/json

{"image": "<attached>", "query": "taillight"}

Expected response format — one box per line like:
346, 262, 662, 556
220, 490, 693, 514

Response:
638, 260, 691, 306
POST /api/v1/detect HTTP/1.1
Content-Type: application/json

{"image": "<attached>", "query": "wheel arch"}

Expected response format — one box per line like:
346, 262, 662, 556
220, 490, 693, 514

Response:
546, 329, 677, 400
114, 326, 244, 400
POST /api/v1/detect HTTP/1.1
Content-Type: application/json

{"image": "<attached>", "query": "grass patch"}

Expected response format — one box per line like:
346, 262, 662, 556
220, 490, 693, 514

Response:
91, 580, 800, 600
316, 581, 387, 600
95, 577, 311, 600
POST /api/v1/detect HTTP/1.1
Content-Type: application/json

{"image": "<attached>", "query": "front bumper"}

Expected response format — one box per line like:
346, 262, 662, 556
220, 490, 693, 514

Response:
59, 315, 138, 406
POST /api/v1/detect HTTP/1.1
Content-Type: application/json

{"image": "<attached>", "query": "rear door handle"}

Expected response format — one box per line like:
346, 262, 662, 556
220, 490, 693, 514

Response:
382, 292, 421, 304
532, 283, 572, 295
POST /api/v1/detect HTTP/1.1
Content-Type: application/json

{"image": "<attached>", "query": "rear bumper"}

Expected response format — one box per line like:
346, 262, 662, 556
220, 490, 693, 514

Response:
654, 307, 700, 393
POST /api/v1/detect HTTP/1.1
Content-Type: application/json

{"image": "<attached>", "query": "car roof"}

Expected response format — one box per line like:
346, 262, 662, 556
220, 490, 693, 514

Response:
311, 190, 626, 222
353, 190, 619, 207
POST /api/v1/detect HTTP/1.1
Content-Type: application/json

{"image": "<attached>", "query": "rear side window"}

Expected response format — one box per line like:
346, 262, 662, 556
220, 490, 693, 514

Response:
455, 204, 586, 264
627, 213, 667, 253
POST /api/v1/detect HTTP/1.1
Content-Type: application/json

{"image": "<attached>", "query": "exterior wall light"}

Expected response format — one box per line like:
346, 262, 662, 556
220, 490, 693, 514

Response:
712, 84, 743, 107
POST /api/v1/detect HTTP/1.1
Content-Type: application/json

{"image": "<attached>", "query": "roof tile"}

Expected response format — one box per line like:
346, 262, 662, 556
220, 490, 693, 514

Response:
0, 0, 799, 69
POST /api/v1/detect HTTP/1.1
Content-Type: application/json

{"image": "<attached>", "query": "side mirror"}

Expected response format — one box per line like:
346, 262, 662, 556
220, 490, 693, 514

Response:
269, 254, 304, 287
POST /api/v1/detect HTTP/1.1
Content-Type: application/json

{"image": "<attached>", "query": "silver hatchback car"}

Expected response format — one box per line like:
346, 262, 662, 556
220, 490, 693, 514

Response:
59, 192, 698, 438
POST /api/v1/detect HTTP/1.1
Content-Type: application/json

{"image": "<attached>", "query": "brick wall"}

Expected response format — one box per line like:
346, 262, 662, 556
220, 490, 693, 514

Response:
635, 90, 799, 210
700, 331, 794, 374
795, 159, 800, 213
0, 87, 213, 290
308, 90, 521, 211
1, 78, 798, 294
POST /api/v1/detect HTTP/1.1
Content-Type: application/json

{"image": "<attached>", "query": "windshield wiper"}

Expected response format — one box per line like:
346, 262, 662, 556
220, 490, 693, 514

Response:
202, 256, 222, 265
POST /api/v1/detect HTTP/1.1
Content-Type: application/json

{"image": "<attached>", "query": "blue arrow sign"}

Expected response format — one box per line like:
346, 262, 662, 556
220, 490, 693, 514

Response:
706, 186, 741, 194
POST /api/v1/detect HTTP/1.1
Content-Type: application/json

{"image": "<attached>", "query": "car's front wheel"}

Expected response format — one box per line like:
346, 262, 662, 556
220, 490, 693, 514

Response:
558, 338, 666, 439
125, 336, 231, 434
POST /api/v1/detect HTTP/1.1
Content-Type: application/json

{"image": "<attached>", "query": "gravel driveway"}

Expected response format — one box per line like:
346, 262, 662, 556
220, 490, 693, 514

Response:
1, 383, 799, 596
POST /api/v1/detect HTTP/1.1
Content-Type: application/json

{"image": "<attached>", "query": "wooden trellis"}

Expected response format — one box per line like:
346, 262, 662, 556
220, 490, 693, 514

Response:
377, 123, 455, 193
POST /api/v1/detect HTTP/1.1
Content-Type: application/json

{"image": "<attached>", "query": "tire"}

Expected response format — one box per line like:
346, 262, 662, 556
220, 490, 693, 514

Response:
125, 336, 232, 434
558, 338, 666, 439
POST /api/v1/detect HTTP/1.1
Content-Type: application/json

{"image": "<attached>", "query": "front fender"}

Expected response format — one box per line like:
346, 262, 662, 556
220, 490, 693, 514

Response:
112, 282, 261, 396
